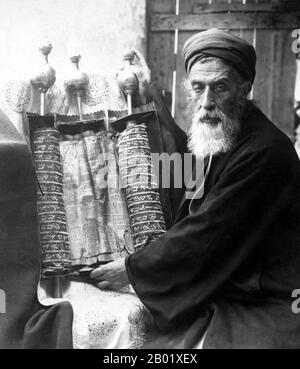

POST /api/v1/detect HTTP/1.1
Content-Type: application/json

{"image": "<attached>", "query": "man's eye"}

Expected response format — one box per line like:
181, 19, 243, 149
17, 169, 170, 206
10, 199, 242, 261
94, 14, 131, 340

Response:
214, 83, 227, 93
192, 84, 204, 93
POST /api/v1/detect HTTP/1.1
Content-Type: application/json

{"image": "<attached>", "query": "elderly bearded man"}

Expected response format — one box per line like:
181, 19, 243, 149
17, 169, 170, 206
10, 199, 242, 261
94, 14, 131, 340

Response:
90, 29, 300, 349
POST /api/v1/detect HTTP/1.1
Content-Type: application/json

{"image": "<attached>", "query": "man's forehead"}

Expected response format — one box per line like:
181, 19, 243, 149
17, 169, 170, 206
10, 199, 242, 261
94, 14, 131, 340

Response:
189, 59, 233, 81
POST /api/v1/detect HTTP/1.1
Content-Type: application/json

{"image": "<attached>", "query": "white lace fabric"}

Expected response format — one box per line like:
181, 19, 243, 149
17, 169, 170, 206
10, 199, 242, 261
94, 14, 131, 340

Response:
38, 280, 150, 349
3, 73, 126, 117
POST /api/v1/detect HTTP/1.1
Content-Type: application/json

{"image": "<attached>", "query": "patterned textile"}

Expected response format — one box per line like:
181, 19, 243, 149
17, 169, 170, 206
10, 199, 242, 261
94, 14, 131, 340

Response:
33, 128, 72, 276
60, 129, 134, 265
38, 280, 151, 349
4, 80, 32, 113
72, 289, 149, 349
85, 74, 126, 110
117, 123, 166, 251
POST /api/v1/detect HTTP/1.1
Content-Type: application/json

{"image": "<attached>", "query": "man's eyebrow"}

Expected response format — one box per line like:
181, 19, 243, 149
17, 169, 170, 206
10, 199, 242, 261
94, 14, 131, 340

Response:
190, 80, 203, 85
190, 76, 229, 84
212, 77, 229, 84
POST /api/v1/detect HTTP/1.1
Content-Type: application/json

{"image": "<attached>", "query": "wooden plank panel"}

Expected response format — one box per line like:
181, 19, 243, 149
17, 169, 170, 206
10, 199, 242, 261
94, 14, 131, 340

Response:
193, 1, 300, 13
245, 0, 260, 4
269, 30, 283, 124
147, 0, 175, 13
231, 0, 248, 45
271, 29, 296, 138
146, 0, 175, 111
174, 31, 195, 132
253, 29, 274, 120
230, 28, 244, 38
253, 28, 295, 138
179, 0, 203, 14
151, 13, 300, 31
212, 0, 232, 4
240, 29, 254, 45
148, 31, 175, 95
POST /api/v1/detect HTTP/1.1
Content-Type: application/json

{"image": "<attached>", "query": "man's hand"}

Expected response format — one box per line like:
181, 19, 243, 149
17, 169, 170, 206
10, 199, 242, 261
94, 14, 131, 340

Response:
89, 258, 129, 291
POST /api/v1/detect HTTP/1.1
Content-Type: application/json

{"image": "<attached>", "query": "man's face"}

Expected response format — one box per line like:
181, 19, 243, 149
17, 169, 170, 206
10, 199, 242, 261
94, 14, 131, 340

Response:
189, 58, 245, 121
187, 58, 249, 158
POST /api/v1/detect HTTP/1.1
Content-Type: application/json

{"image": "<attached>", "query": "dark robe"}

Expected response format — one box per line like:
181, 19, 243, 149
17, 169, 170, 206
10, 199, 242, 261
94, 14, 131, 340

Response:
148, 83, 188, 227
126, 104, 300, 349
0, 109, 73, 349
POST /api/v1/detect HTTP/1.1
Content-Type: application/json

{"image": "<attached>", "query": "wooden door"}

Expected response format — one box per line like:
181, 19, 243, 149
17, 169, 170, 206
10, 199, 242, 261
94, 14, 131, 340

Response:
147, 0, 300, 140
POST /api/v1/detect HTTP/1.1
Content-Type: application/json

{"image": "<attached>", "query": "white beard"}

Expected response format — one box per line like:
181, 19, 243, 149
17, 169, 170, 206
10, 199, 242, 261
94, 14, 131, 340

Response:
188, 109, 241, 159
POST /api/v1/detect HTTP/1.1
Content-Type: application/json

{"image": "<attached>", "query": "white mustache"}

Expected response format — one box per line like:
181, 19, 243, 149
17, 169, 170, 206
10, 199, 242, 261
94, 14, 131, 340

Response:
193, 108, 225, 123
193, 113, 222, 125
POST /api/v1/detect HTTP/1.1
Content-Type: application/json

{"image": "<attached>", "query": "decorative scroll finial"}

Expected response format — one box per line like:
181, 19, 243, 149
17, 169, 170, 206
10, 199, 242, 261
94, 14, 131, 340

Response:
64, 54, 89, 119
30, 43, 56, 115
116, 51, 139, 115
39, 43, 53, 59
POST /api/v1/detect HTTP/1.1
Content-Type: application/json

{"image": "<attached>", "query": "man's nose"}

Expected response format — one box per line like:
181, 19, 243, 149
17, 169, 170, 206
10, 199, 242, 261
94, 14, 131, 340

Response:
200, 86, 215, 110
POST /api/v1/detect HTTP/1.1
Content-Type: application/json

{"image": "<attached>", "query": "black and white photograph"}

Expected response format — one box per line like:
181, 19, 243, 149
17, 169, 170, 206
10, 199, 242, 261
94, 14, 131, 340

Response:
0, 0, 300, 352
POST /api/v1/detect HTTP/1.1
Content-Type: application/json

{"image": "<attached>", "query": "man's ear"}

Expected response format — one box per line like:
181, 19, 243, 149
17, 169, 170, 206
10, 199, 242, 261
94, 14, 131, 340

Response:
241, 81, 252, 98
